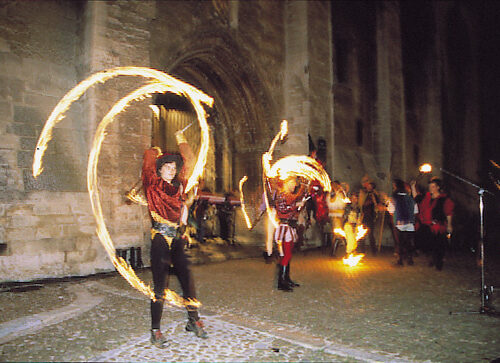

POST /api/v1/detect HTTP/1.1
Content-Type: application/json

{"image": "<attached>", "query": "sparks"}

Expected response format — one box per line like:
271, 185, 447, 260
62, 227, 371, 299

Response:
33, 67, 212, 308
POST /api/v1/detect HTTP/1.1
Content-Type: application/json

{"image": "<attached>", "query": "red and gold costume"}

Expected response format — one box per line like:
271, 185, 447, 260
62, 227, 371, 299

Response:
142, 139, 194, 230
142, 134, 206, 338
271, 180, 307, 291
274, 186, 304, 265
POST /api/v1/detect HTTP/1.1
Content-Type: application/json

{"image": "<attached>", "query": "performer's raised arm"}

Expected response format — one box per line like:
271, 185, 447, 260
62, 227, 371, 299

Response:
142, 146, 162, 187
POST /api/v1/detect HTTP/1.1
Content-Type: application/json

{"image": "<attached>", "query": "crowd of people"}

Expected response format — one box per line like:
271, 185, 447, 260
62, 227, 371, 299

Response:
257, 170, 456, 272
319, 175, 455, 271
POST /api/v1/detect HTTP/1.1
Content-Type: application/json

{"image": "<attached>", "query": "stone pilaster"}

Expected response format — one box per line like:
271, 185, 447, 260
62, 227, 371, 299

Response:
375, 2, 406, 183
282, 0, 310, 157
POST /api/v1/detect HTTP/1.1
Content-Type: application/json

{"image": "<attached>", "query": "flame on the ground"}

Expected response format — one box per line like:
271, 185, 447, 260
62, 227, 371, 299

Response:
33, 67, 212, 308
239, 176, 253, 229
343, 253, 364, 267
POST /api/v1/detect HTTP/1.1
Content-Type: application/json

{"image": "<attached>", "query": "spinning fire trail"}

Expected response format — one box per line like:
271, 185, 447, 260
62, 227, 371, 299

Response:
239, 120, 367, 267
33, 67, 213, 308
239, 120, 331, 229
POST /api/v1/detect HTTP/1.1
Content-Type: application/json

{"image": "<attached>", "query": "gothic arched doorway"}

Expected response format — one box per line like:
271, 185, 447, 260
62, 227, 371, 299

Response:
152, 36, 274, 196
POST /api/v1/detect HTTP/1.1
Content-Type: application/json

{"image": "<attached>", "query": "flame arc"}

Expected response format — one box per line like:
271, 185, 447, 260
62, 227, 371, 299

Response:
33, 66, 213, 187
33, 67, 213, 308
238, 176, 253, 229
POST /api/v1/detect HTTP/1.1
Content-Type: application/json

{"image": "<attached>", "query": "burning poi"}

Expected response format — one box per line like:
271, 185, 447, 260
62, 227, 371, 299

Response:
32, 67, 212, 314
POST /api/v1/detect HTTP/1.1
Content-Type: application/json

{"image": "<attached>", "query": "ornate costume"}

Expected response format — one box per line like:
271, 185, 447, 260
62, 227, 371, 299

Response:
271, 180, 307, 291
142, 133, 207, 346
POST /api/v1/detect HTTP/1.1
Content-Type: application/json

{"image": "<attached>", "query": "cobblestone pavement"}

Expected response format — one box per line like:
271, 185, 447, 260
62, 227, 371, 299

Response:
0, 246, 499, 362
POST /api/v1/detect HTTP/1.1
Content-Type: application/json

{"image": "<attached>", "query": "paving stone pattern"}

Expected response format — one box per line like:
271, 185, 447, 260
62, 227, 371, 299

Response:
0, 247, 499, 362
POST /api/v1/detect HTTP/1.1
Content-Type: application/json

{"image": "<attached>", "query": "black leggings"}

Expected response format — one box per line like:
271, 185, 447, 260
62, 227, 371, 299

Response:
397, 230, 414, 262
431, 232, 447, 270
150, 233, 197, 329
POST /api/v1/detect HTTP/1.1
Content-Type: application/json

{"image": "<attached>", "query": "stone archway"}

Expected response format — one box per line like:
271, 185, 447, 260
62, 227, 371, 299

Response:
161, 34, 275, 194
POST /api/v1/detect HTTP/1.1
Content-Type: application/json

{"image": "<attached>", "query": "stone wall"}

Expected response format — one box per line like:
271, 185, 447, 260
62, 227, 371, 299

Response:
0, 0, 485, 281
0, 0, 155, 282
0, 0, 94, 281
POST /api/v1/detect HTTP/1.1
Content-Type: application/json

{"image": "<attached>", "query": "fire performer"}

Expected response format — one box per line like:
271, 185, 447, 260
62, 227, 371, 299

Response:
143, 129, 208, 348
272, 176, 308, 292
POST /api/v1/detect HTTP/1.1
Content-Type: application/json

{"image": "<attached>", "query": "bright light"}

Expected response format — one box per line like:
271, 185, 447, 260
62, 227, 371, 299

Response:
334, 225, 367, 242
355, 225, 368, 240
419, 163, 432, 173
343, 253, 364, 267
334, 228, 346, 238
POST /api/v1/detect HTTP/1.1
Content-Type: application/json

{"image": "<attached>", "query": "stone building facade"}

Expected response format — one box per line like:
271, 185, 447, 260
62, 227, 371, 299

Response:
0, 0, 485, 281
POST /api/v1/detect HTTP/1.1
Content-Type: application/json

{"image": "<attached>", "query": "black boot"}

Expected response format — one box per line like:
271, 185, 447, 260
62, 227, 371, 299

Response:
186, 310, 208, 339
277, 265, 293, 291
285, 263, 300, 287
150, 328, 168, 348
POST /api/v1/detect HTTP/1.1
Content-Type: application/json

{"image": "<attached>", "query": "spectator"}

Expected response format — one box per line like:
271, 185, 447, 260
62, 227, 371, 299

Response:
358, 176, 382, 255
411, 177, 454, 270
217, 192, 235, 244
387, 179, 418, 266
194, 189, 210, 244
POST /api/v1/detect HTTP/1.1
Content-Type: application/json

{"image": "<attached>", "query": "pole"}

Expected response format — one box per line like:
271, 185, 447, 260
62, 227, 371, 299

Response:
440, 168, 498, 316
377, 211, 385, 252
